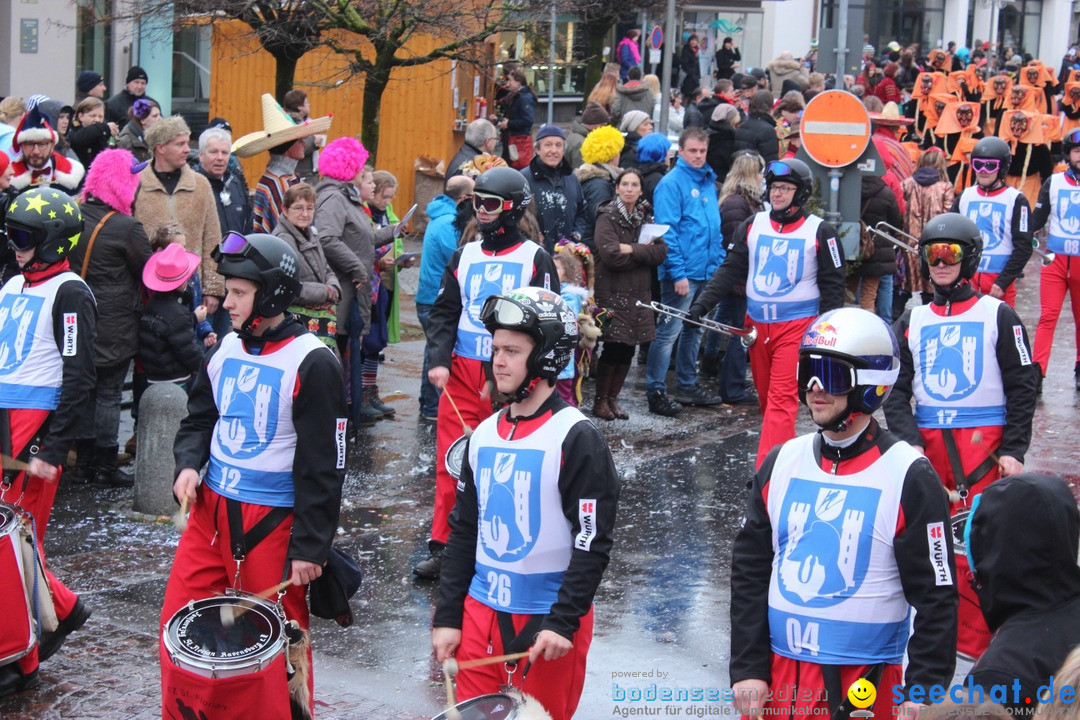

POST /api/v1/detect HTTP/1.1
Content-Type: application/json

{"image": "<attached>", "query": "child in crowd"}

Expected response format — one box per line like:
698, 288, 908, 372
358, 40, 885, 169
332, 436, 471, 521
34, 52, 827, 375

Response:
138, 228, 216, 392
553, 250, 589, 406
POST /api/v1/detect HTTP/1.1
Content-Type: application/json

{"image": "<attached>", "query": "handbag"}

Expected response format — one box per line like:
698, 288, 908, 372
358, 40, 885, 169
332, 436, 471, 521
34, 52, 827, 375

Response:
309, 546, 363, 628
507, 135, 533, 169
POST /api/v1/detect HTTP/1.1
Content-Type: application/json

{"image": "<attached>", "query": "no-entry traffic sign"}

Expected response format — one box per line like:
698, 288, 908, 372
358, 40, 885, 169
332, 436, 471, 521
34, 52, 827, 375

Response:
799, 90, 871, 168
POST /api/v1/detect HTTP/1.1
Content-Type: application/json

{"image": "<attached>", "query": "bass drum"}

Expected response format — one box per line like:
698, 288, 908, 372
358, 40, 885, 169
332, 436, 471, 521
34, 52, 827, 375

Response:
433, 693, 521, 719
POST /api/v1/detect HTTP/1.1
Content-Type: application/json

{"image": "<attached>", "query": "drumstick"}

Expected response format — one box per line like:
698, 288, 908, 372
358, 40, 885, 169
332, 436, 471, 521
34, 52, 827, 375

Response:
442, 386, 471, 437
172, 497, 189, 531
443, 650, 531, 675
220, 580, 292, 627
1, 454, 28, 472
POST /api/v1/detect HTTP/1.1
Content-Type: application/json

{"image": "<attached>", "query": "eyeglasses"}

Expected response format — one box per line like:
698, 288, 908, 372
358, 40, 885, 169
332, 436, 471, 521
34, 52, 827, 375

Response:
5, 222, 42, 252
287, 205, 315, 214
923, 242, 965, 266
473, 192, 509, 215
479, 295, 528, 329
21, 140, 51, 150
971, 158, 1001, 174
798, 354, 858, 395
769, 185, 797, 195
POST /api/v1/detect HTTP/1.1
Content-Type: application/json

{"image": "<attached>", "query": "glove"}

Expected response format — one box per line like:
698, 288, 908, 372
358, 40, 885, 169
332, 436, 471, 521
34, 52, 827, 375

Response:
687, 304, 705, 322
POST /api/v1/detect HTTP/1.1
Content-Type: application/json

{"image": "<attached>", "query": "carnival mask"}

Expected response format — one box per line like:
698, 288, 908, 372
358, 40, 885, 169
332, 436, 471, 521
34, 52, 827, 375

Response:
1010, 114, 1029, 137
1027, 68, 1040, 83
934, 100, 947, 115
920, 75, 934, 94
993, 78, 1008, 95
1070, 87, 1080, 101
1011, 87, 1027, 106
956, 105, 974, 127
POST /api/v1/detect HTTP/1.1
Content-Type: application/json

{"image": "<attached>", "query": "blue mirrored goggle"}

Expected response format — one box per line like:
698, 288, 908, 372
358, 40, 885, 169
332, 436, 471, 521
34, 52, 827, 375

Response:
798, 354, 858, 395
766, 161, 796, 178
211, 231, 251, 262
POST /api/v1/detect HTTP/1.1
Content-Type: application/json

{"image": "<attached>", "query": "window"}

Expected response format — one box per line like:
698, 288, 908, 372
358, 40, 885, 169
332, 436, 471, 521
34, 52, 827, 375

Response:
76, 0, 112, 85
172, 24, 211, 103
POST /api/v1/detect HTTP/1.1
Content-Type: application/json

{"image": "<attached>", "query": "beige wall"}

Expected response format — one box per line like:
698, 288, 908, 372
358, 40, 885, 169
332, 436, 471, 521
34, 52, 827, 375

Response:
0, 0, 79, 101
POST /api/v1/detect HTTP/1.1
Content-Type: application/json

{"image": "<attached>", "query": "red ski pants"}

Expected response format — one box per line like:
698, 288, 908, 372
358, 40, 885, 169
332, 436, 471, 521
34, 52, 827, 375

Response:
748, 316, 814, 469
972, 271, 1017, 307
1033, 253, 1080, 375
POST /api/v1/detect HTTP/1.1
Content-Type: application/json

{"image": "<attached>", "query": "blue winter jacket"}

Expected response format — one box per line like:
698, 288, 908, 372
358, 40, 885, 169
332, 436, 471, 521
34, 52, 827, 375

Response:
417, 195, 462, 305
653, 157, 724, 282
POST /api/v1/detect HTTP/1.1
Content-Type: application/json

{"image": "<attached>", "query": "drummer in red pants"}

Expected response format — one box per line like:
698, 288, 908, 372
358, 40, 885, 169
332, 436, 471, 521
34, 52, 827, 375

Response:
162, 233, 346, 719
0, 188, 97, 696
413, 167, 559, 580
689, 158, 846, 468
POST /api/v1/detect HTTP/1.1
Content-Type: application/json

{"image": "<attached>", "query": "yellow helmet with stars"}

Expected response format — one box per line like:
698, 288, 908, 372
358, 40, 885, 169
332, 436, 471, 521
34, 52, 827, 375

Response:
5, 187, 83, 267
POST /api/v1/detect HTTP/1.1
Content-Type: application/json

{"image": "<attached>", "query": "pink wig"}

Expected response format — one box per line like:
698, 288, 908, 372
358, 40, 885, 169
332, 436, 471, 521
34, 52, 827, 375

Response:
82, 148, 143, 215
318, 137, 369, 182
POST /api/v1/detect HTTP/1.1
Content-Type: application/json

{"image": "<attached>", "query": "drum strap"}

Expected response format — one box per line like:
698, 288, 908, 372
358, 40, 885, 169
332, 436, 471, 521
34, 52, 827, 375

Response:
226, 498, 291, 563
496, 611, 545, 657
0, 409, 50, 497
941, 429, 997, 501
822, 662, 884, 720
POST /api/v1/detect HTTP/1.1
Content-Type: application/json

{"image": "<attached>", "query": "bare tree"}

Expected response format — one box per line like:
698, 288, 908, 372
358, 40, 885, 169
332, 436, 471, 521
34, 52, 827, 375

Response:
306, 0, 532, 161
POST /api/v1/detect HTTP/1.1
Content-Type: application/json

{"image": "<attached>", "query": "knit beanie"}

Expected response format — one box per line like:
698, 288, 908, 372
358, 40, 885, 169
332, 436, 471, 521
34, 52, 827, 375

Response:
126, 66, 149, 84
581, 102, 609, 126
535, 124, 566, 143
619, 110, 650, 134
77, 71, 103, 94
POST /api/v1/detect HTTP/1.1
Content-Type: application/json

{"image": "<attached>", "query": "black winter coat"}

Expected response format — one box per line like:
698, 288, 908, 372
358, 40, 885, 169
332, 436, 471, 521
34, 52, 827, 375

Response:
69, 199, 153, 366
68, 122, 113, 170
679, 44, 701, 96
619, 132, 641, 169
521, 156, 588, 252
706, 120, 738, 181
575, 164, 617, 252
195, 164, 253, 236
715, 46, 741, 79
856, 175, 902, 278
718, 192, 763, 297
638, 161, 667, 206
734, 113, 779, 163
138, 291, 203, 381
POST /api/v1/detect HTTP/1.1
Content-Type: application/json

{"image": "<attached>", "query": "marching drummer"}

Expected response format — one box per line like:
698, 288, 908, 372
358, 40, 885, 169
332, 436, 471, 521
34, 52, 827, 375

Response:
688, 158, 845, 468
730, 308, 956, 719
0, 187, 97, 696
951, 136, 1032, 307
413, 166, 559, 581
432, 287, 620, 720
883, 213, 1036, 667
162, 233, 346, 718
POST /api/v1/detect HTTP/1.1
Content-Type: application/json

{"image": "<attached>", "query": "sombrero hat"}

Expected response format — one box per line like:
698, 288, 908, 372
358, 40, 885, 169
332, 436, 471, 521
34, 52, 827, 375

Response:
231, 93, 332, 158
869, 101, 914, 127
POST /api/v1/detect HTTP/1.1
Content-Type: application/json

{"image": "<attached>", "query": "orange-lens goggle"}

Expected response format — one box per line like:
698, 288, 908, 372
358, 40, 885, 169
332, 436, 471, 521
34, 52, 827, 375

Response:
923, 242, 964, 266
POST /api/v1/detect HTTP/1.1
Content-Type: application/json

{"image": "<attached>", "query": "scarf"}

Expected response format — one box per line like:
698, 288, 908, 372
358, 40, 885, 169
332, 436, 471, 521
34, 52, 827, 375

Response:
615, 196, 649, 227
618, 37, 642, 66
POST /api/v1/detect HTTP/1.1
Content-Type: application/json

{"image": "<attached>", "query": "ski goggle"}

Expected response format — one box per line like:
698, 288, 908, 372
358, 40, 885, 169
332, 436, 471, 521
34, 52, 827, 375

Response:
479, 295, 529, 330
212, 231, 254, 262
5, 223, 43, 252
971, 158, 1001, 174
798, 354, 858, 395
472, 192, 510, 215
923, 242, 965, 266
765, 161, 797, 179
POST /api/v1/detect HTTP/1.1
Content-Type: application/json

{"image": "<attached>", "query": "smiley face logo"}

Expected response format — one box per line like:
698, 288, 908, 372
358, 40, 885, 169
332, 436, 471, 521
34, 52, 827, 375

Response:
848, 678, 876, 709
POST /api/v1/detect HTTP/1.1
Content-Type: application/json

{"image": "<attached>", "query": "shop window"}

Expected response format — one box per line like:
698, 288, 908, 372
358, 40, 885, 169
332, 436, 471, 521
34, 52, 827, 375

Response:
76, 0, 112, 84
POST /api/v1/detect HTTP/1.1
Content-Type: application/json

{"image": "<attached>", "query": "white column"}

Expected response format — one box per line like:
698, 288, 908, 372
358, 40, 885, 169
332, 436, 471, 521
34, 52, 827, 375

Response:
761, 0, 817, 67
4, 0, 77, 101
1039, 0, 1071, 66
971, 0, 993, 48
943, 0, 972, 49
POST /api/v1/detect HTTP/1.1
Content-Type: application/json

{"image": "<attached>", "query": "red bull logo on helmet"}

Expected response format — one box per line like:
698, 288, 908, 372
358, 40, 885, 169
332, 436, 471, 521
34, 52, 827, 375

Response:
803, 320, 839, 348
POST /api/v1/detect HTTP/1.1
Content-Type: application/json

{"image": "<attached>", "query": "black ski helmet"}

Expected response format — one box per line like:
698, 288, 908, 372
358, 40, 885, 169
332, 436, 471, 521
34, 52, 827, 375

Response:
472, 166, 532, 233
970, 136, 1012, 184
1064, 128, 1080, 155
5, 187, 83, 269
765, 158, 814, 207
480, 286, 578, 402
213, 232, 302, 334
919, 213, 983, 284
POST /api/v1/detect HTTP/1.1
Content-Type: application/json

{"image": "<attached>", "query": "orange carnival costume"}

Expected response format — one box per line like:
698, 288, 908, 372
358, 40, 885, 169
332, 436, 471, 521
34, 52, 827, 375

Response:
910, 72, 950, 142
1000, 109, 1052, 207
935, 101, 982, 189
982, 74, 1013, 137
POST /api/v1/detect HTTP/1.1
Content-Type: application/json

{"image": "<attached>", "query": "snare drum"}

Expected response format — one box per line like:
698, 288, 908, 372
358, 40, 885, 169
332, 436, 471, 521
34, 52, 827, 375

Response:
161, 595, 292, 720
163, 594, 286, 678
433, 693, 521, 720
0, 501, 38, 666
445, 434, 469, 480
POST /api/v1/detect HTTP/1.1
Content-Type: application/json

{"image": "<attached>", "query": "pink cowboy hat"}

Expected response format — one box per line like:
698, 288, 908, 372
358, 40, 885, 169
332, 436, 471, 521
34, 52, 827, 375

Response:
143, 243, 200, 292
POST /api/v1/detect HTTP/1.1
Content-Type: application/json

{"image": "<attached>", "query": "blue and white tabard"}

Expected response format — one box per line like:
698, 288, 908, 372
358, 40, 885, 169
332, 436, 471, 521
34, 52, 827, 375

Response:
745, 213, 823, 324
205, 332, 330, 507
908, 295, 1006, 428
766, 434, 920, 665
1046, 174, 1080, 256
0, 273, 87, 410
454, 241, 542, 361
959, 186, 1022, 273
466, 407, 588, 614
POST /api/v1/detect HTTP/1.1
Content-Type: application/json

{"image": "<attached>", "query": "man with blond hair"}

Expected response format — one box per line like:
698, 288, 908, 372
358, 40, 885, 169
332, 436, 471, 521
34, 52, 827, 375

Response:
135, 116, 223, 306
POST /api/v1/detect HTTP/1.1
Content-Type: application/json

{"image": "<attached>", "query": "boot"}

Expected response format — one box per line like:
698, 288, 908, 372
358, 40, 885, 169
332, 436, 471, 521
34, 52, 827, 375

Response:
591, 364, 615, 421
412, 541, 445, 580
369, 385, 396, 416
91, 445, 133, 488
356, 389, 382, 425
1075, 362, 1080, 392
608, 363, 631, 420
68, 438, 97, 485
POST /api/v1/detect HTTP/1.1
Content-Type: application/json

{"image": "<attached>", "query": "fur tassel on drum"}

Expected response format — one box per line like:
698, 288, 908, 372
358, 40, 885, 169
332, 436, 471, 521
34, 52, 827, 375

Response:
285, 621, 312, 720
503, 687, 554, 720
